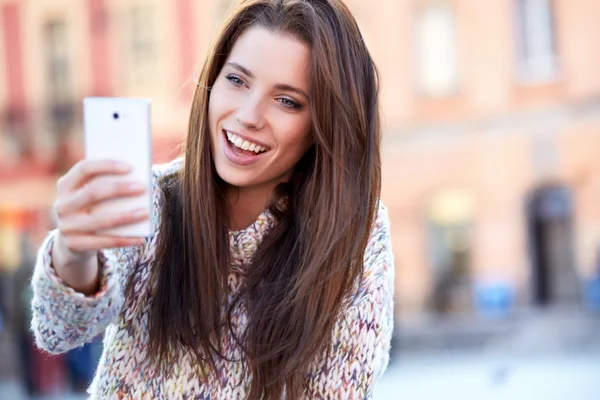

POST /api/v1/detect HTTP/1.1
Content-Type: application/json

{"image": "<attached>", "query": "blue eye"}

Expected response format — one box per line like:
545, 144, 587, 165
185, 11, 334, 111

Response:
225, 75, 244, 87
278, 98, 301, 110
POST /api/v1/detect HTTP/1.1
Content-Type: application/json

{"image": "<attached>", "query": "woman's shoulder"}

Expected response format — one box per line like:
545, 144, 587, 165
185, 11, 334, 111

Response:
151, 157, 184, 180
147, 157, 184, 232
365, 201, 392, 257
359, 201, 394, 298
150, 157, 184, 204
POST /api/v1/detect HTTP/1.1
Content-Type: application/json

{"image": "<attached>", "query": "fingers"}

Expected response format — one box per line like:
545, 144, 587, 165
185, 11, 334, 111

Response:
59, 233, 145, 253
54, 178, 147, 217
58, 208, 149, 235
52, 159, 149, 258
57, 159, 131, 194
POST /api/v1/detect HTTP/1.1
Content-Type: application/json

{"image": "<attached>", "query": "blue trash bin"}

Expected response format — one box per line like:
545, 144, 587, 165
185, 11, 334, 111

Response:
583, 276, 600, 312
474, 282, 514, 318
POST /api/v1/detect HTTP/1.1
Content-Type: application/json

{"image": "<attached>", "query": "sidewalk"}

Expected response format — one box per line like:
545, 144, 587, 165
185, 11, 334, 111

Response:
392, 305, 600, 357
0, 381, 86, 400
375, 351, 600, 400
379, 306, 600, 400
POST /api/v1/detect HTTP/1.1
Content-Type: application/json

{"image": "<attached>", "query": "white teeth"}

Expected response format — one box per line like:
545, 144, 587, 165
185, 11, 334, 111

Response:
225, 130, 267, 154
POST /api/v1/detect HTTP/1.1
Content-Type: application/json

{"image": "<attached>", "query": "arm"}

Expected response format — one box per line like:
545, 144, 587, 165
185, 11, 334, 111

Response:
30, 160, 174, 354
30, 235, 141, 354
303, 204, 395, 399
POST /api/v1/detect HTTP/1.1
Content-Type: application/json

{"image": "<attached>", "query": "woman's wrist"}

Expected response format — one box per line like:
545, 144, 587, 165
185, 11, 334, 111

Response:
51, 235, 101, 295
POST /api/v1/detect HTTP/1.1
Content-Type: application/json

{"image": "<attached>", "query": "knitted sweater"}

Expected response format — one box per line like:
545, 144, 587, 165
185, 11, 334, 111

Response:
31, 159, 395, 399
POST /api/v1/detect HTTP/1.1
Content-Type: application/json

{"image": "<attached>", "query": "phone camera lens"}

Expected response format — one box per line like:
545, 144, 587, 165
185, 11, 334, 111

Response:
113, 112, 119, 120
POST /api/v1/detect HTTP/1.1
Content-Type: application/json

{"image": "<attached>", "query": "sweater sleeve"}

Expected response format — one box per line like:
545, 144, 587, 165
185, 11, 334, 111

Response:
302, 203, 395, 399
30, 234, 141, 354
30, 160, 176, 354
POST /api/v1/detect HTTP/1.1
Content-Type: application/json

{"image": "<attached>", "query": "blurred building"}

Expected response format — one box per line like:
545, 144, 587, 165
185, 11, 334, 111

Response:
363, 0, 600, 316
0, 0, 599, 318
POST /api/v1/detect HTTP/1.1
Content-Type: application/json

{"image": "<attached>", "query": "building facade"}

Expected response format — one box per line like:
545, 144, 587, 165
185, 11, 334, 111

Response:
1, 0, 599, 316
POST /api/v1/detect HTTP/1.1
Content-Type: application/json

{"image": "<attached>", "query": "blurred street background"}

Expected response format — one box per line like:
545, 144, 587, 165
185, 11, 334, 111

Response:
0, 0, 599, 398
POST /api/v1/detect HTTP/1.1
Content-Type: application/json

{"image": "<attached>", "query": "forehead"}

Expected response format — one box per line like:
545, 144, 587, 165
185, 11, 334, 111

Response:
227, 27, 311, 92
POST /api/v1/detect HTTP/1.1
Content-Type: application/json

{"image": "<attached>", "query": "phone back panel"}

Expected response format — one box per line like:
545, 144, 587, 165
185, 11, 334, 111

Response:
83, 97, 153, 237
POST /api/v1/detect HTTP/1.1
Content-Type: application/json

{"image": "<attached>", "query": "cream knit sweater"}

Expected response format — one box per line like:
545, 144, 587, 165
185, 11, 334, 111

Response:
31, 159, 395, 399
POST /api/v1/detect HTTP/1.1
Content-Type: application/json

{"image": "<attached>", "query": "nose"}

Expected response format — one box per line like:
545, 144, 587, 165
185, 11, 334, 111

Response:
234, 94, 265, 130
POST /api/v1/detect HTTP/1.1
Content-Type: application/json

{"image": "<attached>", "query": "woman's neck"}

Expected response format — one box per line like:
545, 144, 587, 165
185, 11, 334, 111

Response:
225, 184, 273, 231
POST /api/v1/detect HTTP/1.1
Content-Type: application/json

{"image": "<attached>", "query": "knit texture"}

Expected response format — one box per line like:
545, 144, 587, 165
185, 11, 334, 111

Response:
31, 159, 395, 399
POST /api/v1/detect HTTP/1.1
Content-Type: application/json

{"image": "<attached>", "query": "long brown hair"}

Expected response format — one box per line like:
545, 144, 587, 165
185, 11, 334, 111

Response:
146, 0, 381, 398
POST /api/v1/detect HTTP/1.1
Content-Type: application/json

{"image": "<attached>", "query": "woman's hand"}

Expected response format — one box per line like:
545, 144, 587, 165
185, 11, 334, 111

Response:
50, 159, 149, 294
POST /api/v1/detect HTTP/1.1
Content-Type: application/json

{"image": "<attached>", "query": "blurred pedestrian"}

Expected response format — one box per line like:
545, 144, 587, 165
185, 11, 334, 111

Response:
12, 236, 36, 394
64, 338, 102, 393
13, 231, 68, 396
29, 1, 394, 398
585, 242, 600, 311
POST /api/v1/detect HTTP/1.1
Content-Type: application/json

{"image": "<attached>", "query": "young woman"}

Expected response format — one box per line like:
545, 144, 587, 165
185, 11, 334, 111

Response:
31, 0, 394, 398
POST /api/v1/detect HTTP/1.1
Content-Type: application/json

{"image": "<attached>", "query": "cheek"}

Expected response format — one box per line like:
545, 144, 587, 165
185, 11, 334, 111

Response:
208, 82, 229, 129
278, 121, 312, 157
294, 118, 313, 151
207, 102, 216, 137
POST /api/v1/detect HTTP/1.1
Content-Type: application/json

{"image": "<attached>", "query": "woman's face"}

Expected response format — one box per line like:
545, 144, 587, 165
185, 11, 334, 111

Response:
208, 27, 313, 191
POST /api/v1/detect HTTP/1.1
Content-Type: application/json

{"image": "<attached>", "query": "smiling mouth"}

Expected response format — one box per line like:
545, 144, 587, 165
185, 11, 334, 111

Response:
224, 130, 270, 156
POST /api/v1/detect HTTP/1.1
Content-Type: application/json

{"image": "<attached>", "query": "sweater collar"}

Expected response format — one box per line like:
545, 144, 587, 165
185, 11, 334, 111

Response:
228, 209, 275, 267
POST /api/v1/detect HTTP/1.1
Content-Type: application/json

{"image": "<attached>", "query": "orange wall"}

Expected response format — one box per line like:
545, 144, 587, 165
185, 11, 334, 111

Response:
1, 0, 599, 313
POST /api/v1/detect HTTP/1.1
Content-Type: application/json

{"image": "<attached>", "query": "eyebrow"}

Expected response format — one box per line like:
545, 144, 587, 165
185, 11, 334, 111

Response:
226, 62, 310, 100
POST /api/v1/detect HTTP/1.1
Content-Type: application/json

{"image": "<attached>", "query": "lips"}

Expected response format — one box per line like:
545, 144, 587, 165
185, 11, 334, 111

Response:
220, 129, 270, 166
225, 130, 269, 154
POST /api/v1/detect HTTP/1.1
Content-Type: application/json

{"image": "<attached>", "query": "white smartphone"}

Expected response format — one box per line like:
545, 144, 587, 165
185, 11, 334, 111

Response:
83, 97, 153, 237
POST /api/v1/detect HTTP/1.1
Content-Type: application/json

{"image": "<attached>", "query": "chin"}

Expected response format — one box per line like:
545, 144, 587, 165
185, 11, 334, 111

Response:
215, 167, 257, 188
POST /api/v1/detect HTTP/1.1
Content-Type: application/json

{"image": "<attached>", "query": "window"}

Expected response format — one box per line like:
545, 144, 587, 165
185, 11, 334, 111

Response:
44, 20, 71, 103
128, 5, 156, 87
414, 1, 459, 97
427, 190, 473, 313
527, 186, 579, 305
44, 19, 74, 132
515, 0, 558, 82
